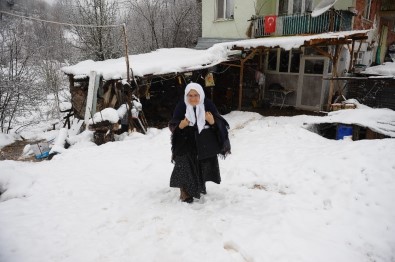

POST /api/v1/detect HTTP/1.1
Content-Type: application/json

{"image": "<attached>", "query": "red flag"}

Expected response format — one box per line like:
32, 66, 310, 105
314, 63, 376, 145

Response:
264, 15, 276, 33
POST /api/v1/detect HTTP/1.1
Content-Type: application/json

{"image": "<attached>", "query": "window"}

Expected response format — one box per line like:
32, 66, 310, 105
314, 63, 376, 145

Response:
356, 52, 364, 65
216, 0, 234, 20
364, 0, 372, 19
267, 49, 301, 73
268, 50, 278, 71
304, 59, 324, 74
279, 50, 290, 72
293, 0, 302, 13
278, 0, 312, 15
278, 0, 289, 15
290, 49, 301, 73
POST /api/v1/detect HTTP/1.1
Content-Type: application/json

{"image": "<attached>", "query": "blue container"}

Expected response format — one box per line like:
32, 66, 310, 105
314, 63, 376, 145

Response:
336, 124, 353, 140
35, 151, 49, 159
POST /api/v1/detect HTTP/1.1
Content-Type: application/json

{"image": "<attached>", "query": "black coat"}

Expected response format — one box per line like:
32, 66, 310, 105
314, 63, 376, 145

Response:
169, 98, 231, 161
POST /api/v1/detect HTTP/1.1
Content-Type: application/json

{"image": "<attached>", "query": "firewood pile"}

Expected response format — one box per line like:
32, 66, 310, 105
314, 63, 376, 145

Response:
89, 120, 119, 145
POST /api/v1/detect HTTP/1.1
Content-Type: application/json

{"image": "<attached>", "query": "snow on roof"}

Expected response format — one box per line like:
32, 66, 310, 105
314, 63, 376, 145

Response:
61, 47, 230, 80
305, 107, 395, 138
61, 30, 370, 80
216, 30, 370, 51
362, 62, 395, 77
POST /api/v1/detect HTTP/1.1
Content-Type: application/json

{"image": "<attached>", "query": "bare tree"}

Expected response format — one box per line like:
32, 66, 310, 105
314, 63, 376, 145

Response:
0, 19, 43, 133
127, 0, 201, 53
65, 0, 123, 61
0, 0, 70, 133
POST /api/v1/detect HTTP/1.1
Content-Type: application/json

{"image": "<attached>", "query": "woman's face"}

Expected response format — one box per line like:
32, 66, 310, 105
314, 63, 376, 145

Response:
187, 89, 200, 106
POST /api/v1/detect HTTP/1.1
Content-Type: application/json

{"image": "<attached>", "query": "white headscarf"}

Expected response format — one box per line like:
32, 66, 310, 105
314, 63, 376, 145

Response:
184, 82, 205, 134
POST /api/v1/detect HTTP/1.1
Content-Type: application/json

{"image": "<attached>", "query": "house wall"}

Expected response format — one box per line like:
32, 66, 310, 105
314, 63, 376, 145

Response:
353, 0, 379, 30
254, 0, 354, 16
333, 0, 355, 11
256, 0, 276, 16
380, 18, 395, 49
202, 0, 256, 38
202, 0, 357, 39
387, 20, 395, 46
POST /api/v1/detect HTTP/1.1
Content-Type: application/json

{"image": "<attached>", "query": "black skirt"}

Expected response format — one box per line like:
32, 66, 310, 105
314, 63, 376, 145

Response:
170, 152, 221, 199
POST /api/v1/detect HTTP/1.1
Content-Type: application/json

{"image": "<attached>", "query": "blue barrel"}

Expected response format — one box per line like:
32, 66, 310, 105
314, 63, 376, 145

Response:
336, 124, 353, 140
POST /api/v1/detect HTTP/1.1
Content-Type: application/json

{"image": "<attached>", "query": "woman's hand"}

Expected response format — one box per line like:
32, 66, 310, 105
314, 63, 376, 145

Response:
179, 117, 190, 129
205, 112, 215, 125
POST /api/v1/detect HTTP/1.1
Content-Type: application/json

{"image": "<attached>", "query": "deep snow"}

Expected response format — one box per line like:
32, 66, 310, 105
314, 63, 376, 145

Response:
0, 111, 395, 262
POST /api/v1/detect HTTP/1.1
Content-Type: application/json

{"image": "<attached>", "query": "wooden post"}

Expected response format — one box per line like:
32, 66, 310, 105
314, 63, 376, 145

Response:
238, 62, 245, 110
237, 49, 258, 110
85, 71, 100, 130
122, 24, 130, 83
348, 40, 355, 72
327, 45, 341, 109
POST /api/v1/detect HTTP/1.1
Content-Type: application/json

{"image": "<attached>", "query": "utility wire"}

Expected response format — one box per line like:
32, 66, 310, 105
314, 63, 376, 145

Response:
0, 10, 121, 28
0, 10, 132, 81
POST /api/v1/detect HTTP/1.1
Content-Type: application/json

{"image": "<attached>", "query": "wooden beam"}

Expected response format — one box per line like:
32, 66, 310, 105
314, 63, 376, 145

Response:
306, 38, 352, 46
323, 77, 370, 80
327, 45, 342, 110
122, 24, 130, 83
221, 62, 242, 68
238, 63, 245, 110
232, 46, 245, 51
311, 46, 332, 59
348, 40, 355, 72
241, 48, 259, 63
350, 35, 369, 41
231, 46, 268, 51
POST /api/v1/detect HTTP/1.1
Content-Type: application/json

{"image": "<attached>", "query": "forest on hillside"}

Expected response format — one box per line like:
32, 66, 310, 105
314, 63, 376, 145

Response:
0, 0, 201, 133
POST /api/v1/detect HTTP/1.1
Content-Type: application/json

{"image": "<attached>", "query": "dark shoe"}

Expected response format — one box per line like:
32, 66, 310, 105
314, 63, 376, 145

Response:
183, 197, 194, 203
180, 188, 193, 203
201, 184, 207, 195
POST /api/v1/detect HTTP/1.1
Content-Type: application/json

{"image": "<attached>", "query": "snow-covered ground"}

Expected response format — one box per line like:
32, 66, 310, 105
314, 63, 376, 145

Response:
1, 111, 395, 262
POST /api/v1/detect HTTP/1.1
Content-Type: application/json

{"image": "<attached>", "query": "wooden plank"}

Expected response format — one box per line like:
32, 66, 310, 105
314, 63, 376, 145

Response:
238, 63, 244, 110
350, 35, 369, 41
221, 62, 242, 68
306, 38, 352, 46
323, 77, 369, 80
327, 45, 341, 110
349, 40, 355, 72
84, 71, 100, 130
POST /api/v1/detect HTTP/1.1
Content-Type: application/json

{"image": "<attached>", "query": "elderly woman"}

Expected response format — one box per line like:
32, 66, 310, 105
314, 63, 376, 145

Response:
169, 83, 231, 203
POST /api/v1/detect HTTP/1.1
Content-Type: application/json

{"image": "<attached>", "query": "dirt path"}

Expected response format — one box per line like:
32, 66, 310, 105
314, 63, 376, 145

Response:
0, 140, 43, 162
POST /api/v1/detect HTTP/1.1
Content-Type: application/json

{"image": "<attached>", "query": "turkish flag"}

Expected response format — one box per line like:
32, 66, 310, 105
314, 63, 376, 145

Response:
264, 15, 276, 33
